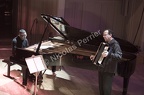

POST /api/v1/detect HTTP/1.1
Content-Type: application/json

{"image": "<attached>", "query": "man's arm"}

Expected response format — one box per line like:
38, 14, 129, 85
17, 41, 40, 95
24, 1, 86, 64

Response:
12, 38, 17, 55
110, 43, 122, 61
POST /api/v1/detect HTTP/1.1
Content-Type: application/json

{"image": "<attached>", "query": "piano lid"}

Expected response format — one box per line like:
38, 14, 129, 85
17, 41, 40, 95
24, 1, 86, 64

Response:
41, 14, 100, 42
41, 14, 138, 54
41, 14, 69, 40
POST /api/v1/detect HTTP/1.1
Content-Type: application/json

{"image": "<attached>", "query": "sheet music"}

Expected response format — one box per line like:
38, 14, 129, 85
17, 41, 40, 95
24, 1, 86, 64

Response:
25, 58, 38, 74
25, 55, 47, 74
40, 45, 54, 49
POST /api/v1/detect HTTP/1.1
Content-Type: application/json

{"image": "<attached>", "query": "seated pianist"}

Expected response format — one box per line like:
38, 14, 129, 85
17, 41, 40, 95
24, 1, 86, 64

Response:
12, 29, 41, 82
12, 29, 56, 84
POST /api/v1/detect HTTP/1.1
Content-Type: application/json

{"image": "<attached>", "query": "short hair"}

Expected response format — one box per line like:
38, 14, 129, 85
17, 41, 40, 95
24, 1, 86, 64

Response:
19, 29, 26, 33
107, 29, 113, 35
19, 29, 27, 37
103, 29, 114, 37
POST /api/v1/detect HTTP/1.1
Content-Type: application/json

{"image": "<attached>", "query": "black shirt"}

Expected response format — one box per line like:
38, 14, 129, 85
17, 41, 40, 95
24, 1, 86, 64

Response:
12, 36, 29, 56
99, 39, 122, 74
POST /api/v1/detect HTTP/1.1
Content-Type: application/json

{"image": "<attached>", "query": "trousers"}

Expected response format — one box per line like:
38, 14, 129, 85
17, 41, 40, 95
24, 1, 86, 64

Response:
98, 71, 114, 95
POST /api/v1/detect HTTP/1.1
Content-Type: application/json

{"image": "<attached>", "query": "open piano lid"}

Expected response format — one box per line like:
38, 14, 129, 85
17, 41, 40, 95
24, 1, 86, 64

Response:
41, 14, 138, 54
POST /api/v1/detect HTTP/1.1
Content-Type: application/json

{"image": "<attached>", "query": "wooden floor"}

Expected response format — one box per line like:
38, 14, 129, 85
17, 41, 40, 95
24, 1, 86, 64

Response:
0, 38, 144, 95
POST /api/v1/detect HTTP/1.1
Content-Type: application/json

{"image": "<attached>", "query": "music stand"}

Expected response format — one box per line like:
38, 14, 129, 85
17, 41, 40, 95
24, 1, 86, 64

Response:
25, 55, 47, 95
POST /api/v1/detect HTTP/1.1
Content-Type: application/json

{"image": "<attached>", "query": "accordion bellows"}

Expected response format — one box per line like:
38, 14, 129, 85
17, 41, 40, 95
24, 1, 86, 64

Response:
93, 42, 109, 67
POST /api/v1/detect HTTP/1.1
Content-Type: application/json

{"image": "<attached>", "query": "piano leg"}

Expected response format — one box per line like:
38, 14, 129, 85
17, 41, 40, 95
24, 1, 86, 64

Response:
123, 77, 130, 95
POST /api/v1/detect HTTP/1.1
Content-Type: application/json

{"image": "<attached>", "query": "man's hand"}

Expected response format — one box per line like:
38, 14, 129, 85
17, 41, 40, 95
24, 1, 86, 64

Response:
102, 51, 108, 57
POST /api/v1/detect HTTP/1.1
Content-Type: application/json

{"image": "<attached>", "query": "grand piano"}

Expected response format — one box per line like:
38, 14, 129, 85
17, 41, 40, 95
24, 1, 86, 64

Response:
10, 14, 138, 95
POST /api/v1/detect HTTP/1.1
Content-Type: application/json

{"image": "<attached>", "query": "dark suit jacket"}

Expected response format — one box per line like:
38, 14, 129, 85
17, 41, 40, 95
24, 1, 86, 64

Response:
99, 39, 122, 74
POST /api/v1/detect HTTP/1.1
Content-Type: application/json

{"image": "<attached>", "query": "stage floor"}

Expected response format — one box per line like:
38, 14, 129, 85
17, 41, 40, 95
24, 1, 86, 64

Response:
0, 38, 144, 95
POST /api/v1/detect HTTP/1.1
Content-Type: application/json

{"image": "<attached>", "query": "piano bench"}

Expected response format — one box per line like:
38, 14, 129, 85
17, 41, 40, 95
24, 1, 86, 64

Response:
2, 58, 15, 79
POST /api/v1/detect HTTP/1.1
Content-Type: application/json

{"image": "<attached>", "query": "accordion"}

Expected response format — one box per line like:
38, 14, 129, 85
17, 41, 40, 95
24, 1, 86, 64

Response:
93, 42, 109, 67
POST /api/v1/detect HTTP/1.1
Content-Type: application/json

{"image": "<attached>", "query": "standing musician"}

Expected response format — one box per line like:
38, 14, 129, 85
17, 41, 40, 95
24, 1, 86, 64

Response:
90, 29, 122, 95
